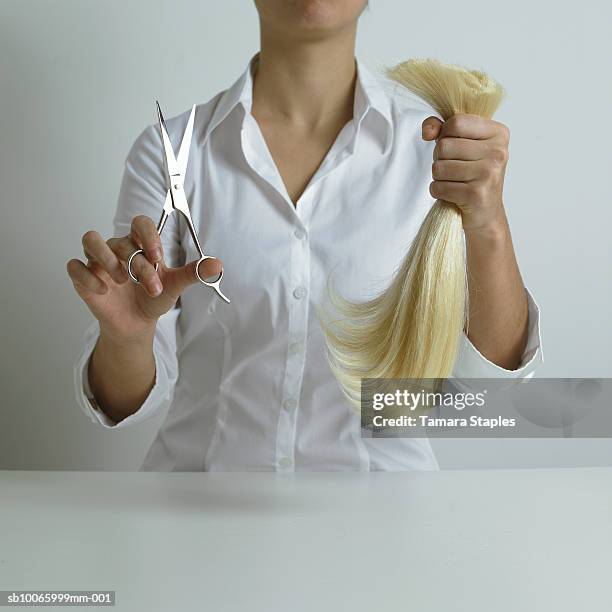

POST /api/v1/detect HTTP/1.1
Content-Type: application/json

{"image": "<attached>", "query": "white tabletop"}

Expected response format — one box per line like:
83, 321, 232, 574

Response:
1, 468, 611, 611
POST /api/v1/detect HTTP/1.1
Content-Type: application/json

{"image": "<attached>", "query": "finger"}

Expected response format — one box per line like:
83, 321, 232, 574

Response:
130, 215, 163, 265
108, 237, 162, 297
198, 257, 223, 281
429, 180, 473, 206
107, 236, 143, 264
67, 258, 108, 295
81, 230, 128, 284
422, 116, 443, 141
133, 254, 163, 297
431, 159, 481, 182
438, 114, 500, 141
165, 257, 223, 297
433, 137, 486, 162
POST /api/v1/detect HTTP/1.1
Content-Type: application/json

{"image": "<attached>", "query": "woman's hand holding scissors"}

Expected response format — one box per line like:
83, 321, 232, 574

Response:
67, 102, 227, 346
67, 215, 223, 344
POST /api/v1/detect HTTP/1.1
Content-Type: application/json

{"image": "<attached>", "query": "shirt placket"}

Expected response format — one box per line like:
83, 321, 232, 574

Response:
241, 110, 358, 471
275, 216, 310, 471
274, 148, 356, 471
239, 115, 309, 471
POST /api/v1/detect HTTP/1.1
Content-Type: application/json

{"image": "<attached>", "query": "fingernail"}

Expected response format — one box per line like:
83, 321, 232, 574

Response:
152, 248, 162, 261
151, 280, 163, 296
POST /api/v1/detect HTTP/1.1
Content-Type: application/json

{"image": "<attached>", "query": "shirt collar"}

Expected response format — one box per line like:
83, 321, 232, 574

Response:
202, 53, 394, 154
353, 58, 394, 154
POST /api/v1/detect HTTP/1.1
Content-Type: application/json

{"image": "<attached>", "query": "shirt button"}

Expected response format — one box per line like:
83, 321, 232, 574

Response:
294, 228, 306, 240
288, 341, 302, 356
283, 398, 297, 411
278, 457, 292, 469
293, 286, 307, 300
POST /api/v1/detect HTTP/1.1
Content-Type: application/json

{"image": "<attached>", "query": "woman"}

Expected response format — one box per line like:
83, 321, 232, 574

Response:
67, 0, 542, 471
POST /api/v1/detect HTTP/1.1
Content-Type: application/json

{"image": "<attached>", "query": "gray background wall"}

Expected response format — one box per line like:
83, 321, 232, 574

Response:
1, 0, 610, 470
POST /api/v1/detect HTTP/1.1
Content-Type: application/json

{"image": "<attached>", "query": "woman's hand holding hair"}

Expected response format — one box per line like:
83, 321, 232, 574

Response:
422, 113, 510, 234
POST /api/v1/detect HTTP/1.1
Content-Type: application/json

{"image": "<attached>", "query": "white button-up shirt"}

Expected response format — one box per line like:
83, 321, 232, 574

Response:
74, 55, 543, 471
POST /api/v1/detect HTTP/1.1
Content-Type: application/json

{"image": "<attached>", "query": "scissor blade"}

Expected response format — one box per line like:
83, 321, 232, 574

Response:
162, 189, 174, 214
156, 101, 179, 178
176, 104, 196, 176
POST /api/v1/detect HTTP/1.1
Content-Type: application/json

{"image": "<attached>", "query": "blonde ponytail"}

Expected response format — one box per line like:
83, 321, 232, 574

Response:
320, 58, 505, 409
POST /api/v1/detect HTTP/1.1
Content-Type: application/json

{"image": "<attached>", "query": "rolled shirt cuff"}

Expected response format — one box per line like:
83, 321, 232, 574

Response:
73, 312, 179, 429
452, 286, 543, 380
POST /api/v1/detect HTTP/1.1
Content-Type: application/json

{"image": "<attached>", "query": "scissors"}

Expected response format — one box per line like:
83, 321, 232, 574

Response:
127, 101, 230, 303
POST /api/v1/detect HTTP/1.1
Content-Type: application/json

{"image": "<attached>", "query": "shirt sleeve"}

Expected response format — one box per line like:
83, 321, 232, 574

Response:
451, 286, 543, 380
73, 308, 180, 428
73, 123, 185, 428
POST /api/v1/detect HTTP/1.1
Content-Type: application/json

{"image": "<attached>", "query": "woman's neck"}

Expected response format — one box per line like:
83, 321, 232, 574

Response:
253, 26, 357, 130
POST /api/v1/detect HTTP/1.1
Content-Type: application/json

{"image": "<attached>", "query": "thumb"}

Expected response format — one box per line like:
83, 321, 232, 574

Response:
422, 116, 443, 141
162, 257, 223, 296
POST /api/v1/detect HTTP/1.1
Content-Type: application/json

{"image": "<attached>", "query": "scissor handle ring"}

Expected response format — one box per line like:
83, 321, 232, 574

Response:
195, 256, 230, 303
127, 248, 159, 284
